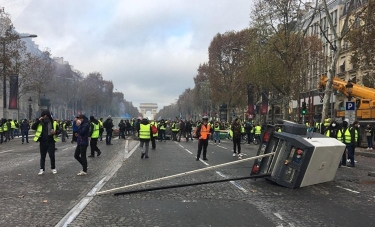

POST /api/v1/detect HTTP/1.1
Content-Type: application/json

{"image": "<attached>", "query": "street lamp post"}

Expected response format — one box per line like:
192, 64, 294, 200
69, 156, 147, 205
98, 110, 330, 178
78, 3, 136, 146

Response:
2, 29, 37, 118
28, 97, 32, 120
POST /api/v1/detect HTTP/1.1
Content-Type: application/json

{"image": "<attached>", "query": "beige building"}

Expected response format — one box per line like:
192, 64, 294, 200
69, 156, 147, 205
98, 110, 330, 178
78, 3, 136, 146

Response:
298, 0, 367, 122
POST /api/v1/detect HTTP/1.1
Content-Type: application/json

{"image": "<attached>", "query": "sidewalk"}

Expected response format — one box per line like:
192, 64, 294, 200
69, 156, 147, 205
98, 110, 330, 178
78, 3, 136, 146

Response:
356, 147, 375, 158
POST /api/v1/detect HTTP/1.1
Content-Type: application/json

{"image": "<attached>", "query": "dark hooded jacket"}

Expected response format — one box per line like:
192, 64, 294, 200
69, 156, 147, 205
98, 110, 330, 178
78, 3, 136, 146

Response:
31, 110, 60, 143
20, 119, 30, 132
77, 116, 90, 146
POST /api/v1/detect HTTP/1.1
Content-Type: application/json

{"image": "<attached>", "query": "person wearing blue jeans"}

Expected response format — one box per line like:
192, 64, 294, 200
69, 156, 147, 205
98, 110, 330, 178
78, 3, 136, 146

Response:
365, 124, 373, 150
213, 121, 221, 144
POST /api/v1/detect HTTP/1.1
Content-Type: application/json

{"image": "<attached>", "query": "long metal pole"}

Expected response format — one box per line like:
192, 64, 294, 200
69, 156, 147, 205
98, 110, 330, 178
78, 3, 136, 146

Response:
96, 152, 275, 196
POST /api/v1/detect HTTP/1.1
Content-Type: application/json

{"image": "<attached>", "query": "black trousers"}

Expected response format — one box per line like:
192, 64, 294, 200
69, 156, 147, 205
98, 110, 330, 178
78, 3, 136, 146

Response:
233, 137, 241, 153
197, 139, 208, 159
40, 142, 56, 171
74, 145, 88, 172
151, 136, 156, 149
90, 138, 100, 155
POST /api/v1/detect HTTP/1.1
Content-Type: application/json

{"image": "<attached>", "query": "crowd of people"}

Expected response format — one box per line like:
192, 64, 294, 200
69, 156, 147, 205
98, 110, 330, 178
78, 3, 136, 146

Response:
3, 111, 371, 174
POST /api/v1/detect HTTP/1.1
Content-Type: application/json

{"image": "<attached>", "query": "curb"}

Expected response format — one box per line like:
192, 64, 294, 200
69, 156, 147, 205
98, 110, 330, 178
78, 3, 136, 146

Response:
356, 150, 375, 158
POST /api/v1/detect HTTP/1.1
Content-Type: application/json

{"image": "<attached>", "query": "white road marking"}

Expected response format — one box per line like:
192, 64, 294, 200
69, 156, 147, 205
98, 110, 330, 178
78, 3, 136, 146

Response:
0, 150, 14, 154
200, 159, 209, 166
185, 149, 192, 154
229, 181, 248, 193
336, 185, 360, 194
216, 171, 247, 193
55, 142, 139, 227
274, 213, 283, 220
217, 145, 227, 149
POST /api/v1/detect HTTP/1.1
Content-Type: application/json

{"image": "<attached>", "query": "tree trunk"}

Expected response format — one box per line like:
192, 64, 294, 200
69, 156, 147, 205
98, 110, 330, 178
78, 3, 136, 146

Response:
321, 42, 341, 122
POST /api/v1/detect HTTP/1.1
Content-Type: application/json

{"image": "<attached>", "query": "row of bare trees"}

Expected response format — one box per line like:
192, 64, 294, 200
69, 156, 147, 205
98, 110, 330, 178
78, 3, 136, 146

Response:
156, 0, 375, 123
0, 9, 139, 119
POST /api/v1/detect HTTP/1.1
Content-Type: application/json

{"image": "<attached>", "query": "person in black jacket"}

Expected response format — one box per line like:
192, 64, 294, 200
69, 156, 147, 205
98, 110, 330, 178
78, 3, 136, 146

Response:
104, 115, 114, 145
31, 110, 61, 175
118, 119, 126, 139
20, 119, 30, 144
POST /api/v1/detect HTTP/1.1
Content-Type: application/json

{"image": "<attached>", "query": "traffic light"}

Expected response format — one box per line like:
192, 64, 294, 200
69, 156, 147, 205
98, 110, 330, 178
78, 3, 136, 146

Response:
301, 102, 307, 115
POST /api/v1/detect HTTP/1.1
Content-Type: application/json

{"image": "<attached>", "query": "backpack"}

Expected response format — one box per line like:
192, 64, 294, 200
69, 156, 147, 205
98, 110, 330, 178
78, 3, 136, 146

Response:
151, 125, 158, 134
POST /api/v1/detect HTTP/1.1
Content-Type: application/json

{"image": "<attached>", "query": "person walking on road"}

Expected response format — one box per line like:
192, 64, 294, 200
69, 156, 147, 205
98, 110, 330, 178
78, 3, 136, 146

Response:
88, 116, 101, 158
74, 114, 89, 175
104, 115, 114, 145
20, 119, 30, 144
195, 116, 212, 161
231, 118, 243, 159
137, 118, 152, 159
32, 110, 60, 175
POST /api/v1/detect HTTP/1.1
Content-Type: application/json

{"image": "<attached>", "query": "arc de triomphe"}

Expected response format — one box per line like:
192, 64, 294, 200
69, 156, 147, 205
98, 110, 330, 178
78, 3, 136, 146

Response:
139, 103, 158, 120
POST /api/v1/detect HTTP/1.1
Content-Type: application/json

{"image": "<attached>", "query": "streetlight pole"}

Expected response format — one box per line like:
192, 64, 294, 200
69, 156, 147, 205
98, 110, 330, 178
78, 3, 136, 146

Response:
2, 30, 37, 119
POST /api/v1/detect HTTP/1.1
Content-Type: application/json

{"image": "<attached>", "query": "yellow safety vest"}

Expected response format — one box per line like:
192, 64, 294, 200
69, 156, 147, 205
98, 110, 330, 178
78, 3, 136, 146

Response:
255, 126, 261, 135
3, 123, 8, 132
338, 127, 352, 144
172, 123, 179, 132
214, 125, 220, 131
10, 120, 16, 129
91, 122, 100, 138
34, 121, 58, 142
139, 124, 151, 139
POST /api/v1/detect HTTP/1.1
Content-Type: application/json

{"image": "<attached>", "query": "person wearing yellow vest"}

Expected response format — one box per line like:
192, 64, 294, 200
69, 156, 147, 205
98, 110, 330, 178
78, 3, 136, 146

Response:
324, 121, 341, 142
254, 123, 262, 144
0, 118, 6, 143
339, 119, 356, 167
31, 110, 60, 175
3, 119, 11, 142
213, 121, 221, 144
158, 119, 167, 142
88, 116, 102, 158
171, 120, 179, 141
195, 116, 212, 161
137, 118, 152, 159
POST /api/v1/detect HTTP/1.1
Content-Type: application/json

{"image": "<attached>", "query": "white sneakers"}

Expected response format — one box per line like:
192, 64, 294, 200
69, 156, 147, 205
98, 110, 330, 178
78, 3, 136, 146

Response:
77, 170, 87, 176
367, 147, 373, 150
233, 153, 237, 157
38, 169, 44, 175
38, 169, 57, 175
238, 153, 243, 157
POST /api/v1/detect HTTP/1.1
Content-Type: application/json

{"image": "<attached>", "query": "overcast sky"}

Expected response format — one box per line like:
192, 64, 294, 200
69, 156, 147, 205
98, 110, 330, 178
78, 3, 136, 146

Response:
3, 0, 252, 110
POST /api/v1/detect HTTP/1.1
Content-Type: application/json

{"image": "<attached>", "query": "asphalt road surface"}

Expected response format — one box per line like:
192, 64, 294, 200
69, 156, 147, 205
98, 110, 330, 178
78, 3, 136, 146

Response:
1, 135, 375, 227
